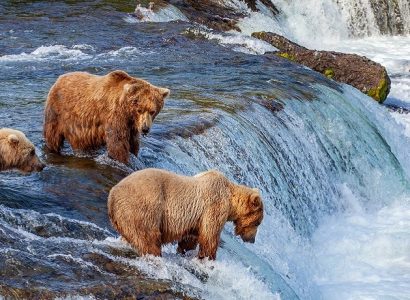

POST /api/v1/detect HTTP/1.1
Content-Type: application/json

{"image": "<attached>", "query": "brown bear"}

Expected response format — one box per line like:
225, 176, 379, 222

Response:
43, 70, 170, 164
0, 128, 45, 172
108, 168, 264, 260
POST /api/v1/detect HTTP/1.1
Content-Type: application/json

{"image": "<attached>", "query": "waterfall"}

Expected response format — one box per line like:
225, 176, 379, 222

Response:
1, 1, 409, 299
140, 80, 410, 298
231, 0, 410, 47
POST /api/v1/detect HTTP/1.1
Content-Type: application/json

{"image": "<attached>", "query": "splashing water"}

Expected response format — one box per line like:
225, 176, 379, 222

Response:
1, 1, 410, 299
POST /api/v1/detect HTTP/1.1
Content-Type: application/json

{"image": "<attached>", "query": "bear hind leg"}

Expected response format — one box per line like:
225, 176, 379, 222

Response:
44, 121, 64, 153
123, 228, 162, 257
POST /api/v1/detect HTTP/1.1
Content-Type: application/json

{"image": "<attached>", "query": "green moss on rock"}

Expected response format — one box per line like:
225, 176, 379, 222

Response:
276, 52, 295, 61
324, 68, 335, 79
367, 71, 389, 103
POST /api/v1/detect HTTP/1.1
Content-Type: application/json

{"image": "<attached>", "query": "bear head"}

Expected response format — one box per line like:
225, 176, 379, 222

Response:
232, 187, 264, 243
121, 76, 170, 136
0, 128, 45, 173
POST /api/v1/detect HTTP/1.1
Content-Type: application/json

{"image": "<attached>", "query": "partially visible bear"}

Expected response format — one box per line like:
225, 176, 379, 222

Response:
108, 168, 264, 260
0, 128, 45, 172
43, 70, 170, 164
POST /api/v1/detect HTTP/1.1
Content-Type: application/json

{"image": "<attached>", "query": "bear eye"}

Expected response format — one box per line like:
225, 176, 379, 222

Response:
29, 149, 35, 156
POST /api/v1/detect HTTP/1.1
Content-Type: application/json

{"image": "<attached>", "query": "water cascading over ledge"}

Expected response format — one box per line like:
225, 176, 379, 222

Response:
1, 1, 410, 299
136, 0, 410, 37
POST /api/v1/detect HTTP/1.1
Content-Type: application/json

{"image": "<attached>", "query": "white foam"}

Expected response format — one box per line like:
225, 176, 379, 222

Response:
236, 11, 285, 37
0, 45, 152, 63
312, 194, 410, 299
124, 4, 188, 23
391, 111, 410, 138
97, 46, 153, 60
91, 243, 280, 300
191, 28, 277, 55
0, 45, 92, 62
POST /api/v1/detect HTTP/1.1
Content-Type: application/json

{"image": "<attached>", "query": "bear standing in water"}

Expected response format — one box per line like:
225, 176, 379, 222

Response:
108, 168, 264, 260
43, 70, 170, 164
0, 128, 45, 172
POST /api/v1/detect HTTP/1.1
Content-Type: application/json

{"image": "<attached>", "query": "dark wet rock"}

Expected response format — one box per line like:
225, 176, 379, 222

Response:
0, 283, 194, 300
367, 0, 407, 35
252, 31, 391, 103
242, 0, 279, 14
0, 250, 197, 300
171, 0, 244, 31
258, 98, 285, 113
386, 104, 410, 114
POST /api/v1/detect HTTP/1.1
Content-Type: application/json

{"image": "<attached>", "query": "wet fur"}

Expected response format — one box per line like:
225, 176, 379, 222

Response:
43, 70, 169, 164
108, 168, 263, 260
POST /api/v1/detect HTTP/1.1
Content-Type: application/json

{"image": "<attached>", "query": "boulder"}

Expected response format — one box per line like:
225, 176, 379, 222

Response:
252, 31, 391, 103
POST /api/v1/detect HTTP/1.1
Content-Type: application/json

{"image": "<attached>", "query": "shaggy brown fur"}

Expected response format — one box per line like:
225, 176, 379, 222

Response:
108, 168, 264, 260
0, 128, 45, 172
43, 70, 170, 164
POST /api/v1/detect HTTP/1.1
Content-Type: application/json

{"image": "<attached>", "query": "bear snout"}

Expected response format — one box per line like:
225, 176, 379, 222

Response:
246, 237, 256, 243
35, 162, 46, 172
142, 125, 150, 136
241, 234, 256, 243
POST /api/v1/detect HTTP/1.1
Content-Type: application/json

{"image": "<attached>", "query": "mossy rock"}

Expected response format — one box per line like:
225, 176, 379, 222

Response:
276, 52, 296, 61
367, 70, 390, 103
324, 68, 335, 79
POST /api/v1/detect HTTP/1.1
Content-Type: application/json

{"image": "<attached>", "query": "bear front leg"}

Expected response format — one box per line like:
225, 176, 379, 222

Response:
105, 125, 130, 164
177, 233, 198, 255
129, 129, 140, 157
197, 205, 228, 260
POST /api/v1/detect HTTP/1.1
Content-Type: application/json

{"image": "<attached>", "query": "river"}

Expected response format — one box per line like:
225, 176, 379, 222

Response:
1, 1, 409, 299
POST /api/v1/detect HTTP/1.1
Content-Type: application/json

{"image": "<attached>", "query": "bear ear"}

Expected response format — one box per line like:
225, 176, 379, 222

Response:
7, 134, 19, 145
109, 70, 131, 81
124, 82, 146, 95
249, 193, 261, 210
159, 87, 170, 99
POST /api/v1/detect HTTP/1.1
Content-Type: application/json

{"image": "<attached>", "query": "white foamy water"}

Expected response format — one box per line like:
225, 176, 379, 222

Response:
0, 45, 92, 62
0, 45, 153, 63
230, 3, 410, 299
185, 28, 277, 55
114, 246, 281, 300
123, 4, 188, 23
303, 73, 410, 300
312, 194, 410, 300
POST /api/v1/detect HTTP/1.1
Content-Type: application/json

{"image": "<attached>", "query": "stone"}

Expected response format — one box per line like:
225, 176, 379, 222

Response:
252, 31, 391, 103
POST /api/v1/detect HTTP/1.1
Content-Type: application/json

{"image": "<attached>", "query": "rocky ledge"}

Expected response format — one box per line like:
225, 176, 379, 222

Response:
252, 31, 391, 103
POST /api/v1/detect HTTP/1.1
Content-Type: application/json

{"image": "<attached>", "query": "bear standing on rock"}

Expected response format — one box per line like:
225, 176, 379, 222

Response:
0, 128, 45, 172
108, 168, 264, 260
43, 70, 170, 164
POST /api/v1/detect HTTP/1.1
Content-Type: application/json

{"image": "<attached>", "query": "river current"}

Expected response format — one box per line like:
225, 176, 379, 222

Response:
1, 1, 409, 299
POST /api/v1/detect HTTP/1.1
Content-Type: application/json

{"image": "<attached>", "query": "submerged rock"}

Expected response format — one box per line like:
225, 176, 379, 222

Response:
252, 31, 391, 103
